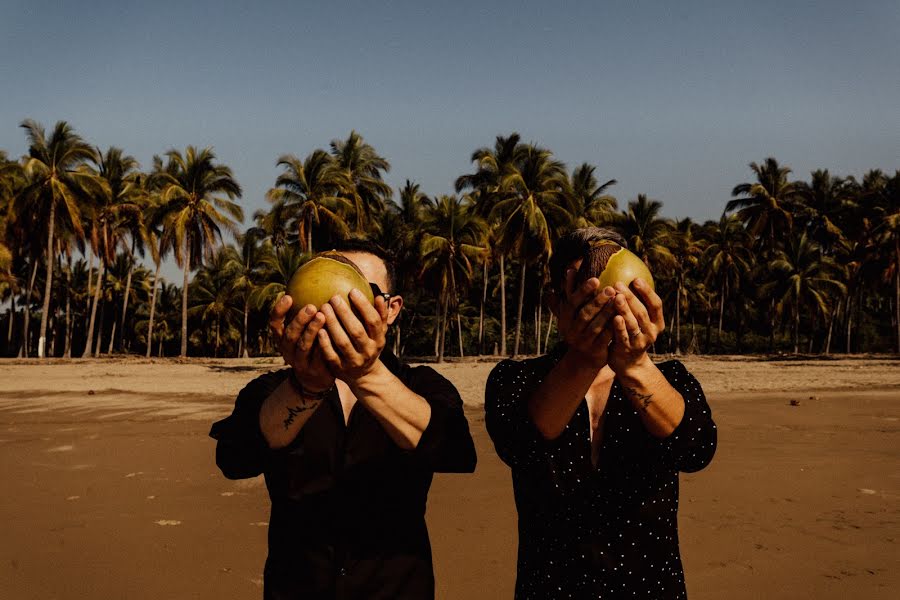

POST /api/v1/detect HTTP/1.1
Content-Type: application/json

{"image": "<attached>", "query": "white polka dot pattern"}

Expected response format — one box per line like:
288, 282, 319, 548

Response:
484, 347, 717, 598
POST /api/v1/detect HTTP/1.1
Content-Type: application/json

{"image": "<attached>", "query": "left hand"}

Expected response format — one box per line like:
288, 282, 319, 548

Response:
607, 277, 665, 374
317, 289, 389, 382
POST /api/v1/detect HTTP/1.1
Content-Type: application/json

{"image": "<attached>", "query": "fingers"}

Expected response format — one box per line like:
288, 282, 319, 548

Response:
316, 329, 342, 370
612, 314, 632, 346
349, 289, 387, 343
284, 302, 317, 345
268, 294, 292, 339
321, 301, 359, 356
633, 277, 665, 333
296, 311, 326, 355
574, 286, 615, 333
583, 289, 618, 338
614, 292, 643, 340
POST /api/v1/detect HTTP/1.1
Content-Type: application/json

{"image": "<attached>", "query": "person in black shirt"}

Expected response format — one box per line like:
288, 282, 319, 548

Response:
211, 240, 477, 600
485, 227, 717, 599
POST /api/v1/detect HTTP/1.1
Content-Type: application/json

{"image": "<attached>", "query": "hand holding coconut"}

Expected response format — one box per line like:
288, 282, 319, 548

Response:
606, 277, 666, 376
269, 294, 335, 394
317, 290, 390, 381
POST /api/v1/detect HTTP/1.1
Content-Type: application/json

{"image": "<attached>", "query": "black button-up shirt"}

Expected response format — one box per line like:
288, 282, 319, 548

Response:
210, 351, 477, 599
485, 346, 717, 599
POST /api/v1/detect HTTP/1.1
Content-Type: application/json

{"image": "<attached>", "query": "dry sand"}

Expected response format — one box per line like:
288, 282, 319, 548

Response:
0, 355, 898, 599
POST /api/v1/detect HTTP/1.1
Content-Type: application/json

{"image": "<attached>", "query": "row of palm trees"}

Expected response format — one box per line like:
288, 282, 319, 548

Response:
1, 122, 897, 360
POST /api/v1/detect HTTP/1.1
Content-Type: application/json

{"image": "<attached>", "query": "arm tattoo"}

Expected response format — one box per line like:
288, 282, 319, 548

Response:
623, 386, 654, 413
282, 399, 317, 430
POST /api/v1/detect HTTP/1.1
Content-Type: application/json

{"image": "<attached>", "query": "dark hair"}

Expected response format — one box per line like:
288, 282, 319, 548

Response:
548, 227, 627, 295
330, 237, 398, 292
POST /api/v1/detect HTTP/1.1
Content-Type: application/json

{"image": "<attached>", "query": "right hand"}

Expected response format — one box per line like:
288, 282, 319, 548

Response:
269, 294, 335, 394
555, 268, 617, 369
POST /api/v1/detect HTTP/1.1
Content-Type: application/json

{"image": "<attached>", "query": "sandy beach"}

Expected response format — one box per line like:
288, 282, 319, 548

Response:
0, 355, 898, 599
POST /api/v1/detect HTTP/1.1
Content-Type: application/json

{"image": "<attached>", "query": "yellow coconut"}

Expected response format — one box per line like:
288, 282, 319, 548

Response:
576, 241, 655, 291
285, 251, 375, 318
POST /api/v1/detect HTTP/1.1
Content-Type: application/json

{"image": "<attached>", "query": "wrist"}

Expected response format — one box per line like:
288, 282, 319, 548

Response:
560, 347, 605, 378
351, 359, 388, 390
615, 354, 656, 383
288, 370, 333, 400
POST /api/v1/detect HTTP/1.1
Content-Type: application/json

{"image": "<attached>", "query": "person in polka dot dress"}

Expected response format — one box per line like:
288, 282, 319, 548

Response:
485, 227, 717, 599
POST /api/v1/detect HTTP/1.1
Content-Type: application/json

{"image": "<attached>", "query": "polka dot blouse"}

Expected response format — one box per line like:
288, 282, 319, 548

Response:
484, 345, 717, 599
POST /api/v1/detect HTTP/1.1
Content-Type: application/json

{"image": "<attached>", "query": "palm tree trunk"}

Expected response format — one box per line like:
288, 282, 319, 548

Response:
181, 239, 190, 357
242, 298, 250, 358
457, 312, 464, 358
82, 261, 105, 358
513, 261, 526, 357
64, 256, 72, 358
544, 313, 554, 352
478, 261, 487, 354
20, 261, 40, 357
807, 309, 817, 354
8, 295, 16, 348
146, 262, 161, 358
438, 292, 448, 363
84, 249, 95, 334
674, 282, 682, 355
107, 319, 117, 355
717, 280, 726, 338
535, 281, 543, 355
118, 253, 134, 352
38, 200, 57, 358
793, 303, 800, 354
449, 265, 463, 358
95, 291, 106, 358
825, 302, 836, 355
215, 315, 220, 358
845, 290, 853, 354
895, 237, 899, 353
499, 255, 507, 356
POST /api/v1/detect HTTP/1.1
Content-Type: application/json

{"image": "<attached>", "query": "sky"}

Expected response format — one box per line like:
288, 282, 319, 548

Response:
2, 0, 898, 282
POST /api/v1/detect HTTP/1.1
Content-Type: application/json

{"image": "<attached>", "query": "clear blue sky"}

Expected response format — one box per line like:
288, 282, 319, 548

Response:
2, 0, 898, 280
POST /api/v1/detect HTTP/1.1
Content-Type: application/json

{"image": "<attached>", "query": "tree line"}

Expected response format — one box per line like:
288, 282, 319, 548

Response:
0, 122, 897, 361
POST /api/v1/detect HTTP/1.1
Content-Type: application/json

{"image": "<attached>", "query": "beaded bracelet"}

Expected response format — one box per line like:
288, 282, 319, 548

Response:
288, 371, 332, 401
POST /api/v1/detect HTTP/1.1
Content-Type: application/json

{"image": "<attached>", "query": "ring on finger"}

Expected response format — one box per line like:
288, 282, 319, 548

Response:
628, 328, 642, 338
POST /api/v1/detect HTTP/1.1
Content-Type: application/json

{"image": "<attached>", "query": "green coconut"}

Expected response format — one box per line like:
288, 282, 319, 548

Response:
575, 241, 655, 292
285, 251, 375, 319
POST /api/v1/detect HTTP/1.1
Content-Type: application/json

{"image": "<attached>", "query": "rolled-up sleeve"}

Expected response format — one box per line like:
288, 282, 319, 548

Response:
407, 366, 477, 473
656, 360, 717, 473
209, 370, 286, 479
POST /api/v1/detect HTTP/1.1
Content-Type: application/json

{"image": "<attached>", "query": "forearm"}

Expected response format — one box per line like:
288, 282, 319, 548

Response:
617, 356, 685, 438
350, 360, 432, 450
259, 377, 325, 449
527, 349, 601, 440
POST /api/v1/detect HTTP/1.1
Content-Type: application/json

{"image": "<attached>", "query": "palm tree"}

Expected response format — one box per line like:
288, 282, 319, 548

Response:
15, 120, 104, 357
266, 150, 352, 252
727, 157, 803, 256
154, 146, 243, 357
570, 163, 617, 227
189, 249, 243, 357
493, 144, 572, 356
456, 133, 525, 356
617, 194, 675, 272
330, 131, 391, 231
82, 147, 144, 357
420, 194, 486, 361
251, 242, 307, 318
702, 213, 754, 339
229, 229, 270, 357
796, 169, 853, 255
667, 219, 704, 353
760, 232, 847, 353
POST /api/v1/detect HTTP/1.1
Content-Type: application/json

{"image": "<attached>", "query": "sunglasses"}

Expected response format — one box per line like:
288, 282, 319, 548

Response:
369, 282, 392, 303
